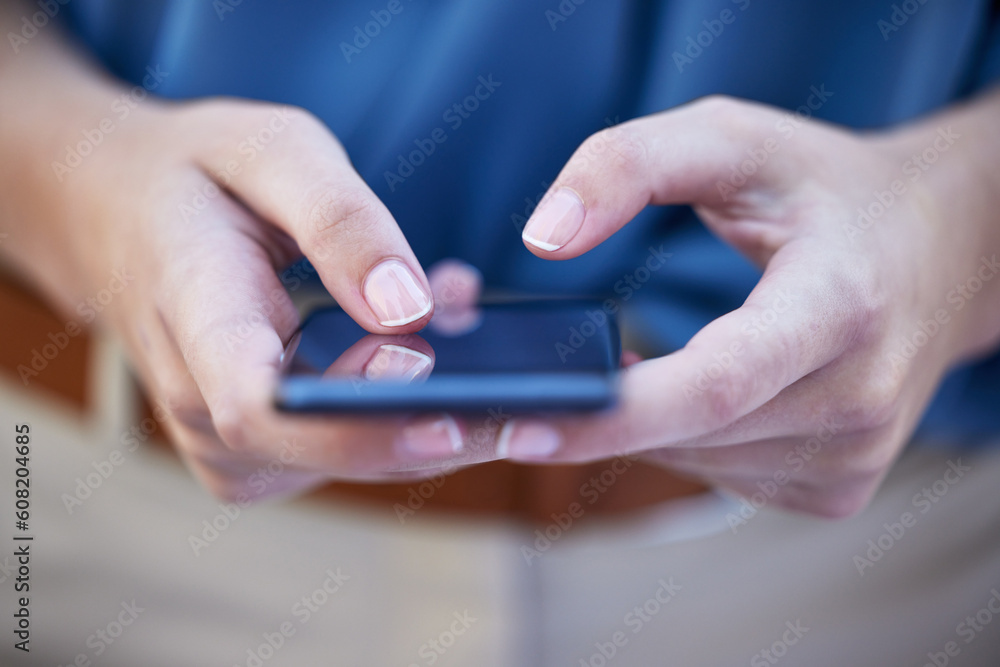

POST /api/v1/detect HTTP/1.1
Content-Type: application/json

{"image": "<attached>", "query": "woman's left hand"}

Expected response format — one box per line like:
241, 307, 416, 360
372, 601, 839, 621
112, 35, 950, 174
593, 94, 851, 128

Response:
503, 93, 1000, 517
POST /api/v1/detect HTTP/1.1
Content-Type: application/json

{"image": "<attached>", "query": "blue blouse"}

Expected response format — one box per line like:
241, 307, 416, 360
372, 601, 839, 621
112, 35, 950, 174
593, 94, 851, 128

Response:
59, 0, 1000, 438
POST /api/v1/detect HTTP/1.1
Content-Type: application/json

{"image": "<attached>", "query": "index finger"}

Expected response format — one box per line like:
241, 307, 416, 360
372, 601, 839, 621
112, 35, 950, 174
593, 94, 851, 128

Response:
188, 101, 433, 333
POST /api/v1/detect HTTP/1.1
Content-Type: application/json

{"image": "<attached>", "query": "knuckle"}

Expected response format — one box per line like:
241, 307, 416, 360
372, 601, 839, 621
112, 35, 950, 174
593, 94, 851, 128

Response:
187, 99, 338, 151
155, 378, 209, 431
276, 106, 340, 146
838, 430, 902, 477
834, 373, 902, 431
691, 94, 767, 140
693, 94, 745, 123
301, 188, 380, 254
701, 366, 756, 427
268, 106, 351, 157
177, 96, 241, 124
577, 124, 648, 175
694, 94, 741, 115
841, 259, 890, 340
212, 401, 255, 454
187, 98, 269, 126
276, 104, 321, 130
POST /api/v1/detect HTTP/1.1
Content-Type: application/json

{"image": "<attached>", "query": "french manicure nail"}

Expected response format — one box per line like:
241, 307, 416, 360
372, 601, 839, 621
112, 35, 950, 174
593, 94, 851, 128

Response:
398, 415, 463, 458
500, 420, 561, 459
522, 187, 585, 252
364, 259, 432, 327
364, 344, 432, 382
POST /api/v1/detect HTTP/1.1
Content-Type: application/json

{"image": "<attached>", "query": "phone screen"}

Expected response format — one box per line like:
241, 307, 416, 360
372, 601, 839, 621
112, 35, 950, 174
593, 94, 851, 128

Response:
276, 300, 620, 413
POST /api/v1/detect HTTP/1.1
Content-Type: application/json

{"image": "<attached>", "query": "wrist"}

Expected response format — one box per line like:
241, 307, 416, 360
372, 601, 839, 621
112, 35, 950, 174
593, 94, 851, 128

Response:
875, 90, 1000, 363
0, 17, 162, 313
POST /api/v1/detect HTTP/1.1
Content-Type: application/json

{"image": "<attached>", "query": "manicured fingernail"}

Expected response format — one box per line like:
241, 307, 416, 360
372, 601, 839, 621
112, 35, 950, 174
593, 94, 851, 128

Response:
497, 420, 561, 459
364, 344, 432, 382
522, 187, 585, 251
364, 259, 432, 327
398, 415, 463, 458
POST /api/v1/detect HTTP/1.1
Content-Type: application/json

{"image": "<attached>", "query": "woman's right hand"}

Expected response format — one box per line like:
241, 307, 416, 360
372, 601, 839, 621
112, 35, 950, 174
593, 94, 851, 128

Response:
0, 10, 488, 500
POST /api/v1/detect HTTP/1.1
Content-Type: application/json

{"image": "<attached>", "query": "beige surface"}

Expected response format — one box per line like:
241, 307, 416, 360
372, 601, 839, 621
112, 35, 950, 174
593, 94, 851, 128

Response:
1, 338, 999, 666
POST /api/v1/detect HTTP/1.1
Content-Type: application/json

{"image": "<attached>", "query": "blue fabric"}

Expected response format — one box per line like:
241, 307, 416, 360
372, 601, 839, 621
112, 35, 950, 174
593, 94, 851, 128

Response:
61, 0, 1000, 438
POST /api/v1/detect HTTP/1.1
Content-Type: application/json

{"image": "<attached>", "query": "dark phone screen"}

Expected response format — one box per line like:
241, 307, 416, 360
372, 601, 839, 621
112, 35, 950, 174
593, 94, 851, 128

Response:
286, 300, 619, 378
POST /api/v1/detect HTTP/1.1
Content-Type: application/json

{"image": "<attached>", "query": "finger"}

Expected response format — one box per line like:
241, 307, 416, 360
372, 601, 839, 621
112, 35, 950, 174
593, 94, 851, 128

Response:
503, 244, 867, 462
191, 103, 432, 332
641, 430, 891, 487
175, 436, 332, 504
656, 355, 864, 450
172, 422, 462, 503
159, 180, 458, 474
322, 333, 435, 382
520, 96, 785, 258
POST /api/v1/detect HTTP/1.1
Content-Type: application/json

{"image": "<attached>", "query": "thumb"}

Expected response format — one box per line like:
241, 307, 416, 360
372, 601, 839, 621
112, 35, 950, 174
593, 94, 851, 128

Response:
520, 96, 779, 259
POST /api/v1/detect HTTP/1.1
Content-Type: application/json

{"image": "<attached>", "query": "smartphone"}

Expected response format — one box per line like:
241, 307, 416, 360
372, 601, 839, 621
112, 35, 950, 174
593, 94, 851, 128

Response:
275, 299, 620, 413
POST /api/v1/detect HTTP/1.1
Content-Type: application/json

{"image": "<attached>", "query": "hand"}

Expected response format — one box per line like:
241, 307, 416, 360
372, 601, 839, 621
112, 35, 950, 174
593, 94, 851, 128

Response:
507, 94, 1000, 517
6, 74, 504, 498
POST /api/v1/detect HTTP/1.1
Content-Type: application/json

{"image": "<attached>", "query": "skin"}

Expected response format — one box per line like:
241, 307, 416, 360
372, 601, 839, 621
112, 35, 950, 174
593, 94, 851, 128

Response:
511, 92, 1000, 517
0, 3, 453, 500
2, 2, 999, 515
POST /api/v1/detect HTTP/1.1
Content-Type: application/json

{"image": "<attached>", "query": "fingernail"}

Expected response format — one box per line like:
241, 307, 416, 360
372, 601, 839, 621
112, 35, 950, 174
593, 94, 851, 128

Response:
364, 344, 432, 382
497, 420, 561, 459
398, 415, 463, 458
364, 259, 432, 327
522, 187, 585, 252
